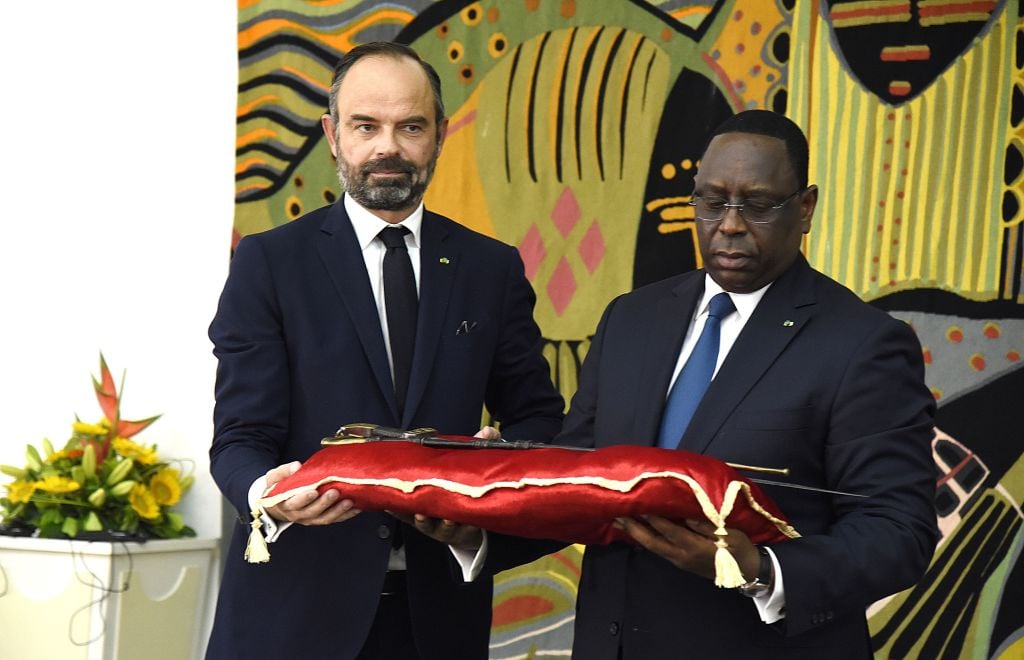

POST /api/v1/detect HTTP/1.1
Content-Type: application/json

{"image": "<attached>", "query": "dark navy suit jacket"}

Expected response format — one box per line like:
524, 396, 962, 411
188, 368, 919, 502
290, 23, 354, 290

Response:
206, 202, 563, 659
559, 256, 938, 659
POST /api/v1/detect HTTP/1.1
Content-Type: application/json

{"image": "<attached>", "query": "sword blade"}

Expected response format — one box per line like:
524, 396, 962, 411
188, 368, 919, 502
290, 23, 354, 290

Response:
747, 477, 868, 499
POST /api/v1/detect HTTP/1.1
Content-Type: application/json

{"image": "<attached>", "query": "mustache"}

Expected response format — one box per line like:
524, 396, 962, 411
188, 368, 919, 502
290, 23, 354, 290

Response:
360, 156, 416, 176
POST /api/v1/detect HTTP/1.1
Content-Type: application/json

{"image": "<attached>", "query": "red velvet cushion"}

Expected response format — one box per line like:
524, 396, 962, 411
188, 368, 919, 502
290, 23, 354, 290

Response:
260, 439, 798, 548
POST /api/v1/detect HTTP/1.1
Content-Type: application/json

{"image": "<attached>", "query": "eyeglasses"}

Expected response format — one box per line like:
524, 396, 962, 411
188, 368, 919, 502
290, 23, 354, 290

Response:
688, 188, 804, 224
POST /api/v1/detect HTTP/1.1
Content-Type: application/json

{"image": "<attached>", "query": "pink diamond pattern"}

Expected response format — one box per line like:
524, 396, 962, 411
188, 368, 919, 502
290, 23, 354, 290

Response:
578, 220, 606, 274
546, 257, 577, 317
551, 187, 580, 238
518, 224, 546, 281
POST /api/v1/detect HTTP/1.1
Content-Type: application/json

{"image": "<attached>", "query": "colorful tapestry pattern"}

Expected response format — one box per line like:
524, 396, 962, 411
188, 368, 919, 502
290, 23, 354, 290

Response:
235, 1, 1024, 657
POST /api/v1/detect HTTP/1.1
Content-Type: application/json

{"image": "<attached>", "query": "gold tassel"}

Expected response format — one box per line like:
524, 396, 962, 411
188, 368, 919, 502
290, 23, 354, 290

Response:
244, 508, 271, 564
713, 537, 745, 588
700, 480, 746, 588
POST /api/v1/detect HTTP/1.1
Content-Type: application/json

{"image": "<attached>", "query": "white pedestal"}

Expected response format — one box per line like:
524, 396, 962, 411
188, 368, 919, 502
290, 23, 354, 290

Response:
0, 536, 219, 660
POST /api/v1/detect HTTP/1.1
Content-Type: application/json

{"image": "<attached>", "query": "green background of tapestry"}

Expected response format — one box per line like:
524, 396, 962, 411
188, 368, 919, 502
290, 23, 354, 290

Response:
234, 1, 1024, 657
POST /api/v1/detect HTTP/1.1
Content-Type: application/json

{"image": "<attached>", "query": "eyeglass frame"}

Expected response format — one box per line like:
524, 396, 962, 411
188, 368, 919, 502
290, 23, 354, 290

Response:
688, 188, 806, 224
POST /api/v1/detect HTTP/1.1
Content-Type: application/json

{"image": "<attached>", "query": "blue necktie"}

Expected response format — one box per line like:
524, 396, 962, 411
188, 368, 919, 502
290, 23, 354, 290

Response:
656, 292, 736, 449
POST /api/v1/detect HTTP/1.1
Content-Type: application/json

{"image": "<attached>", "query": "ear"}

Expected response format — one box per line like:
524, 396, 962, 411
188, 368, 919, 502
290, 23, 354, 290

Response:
798, 185, 818, 234
321, 114, 339, 158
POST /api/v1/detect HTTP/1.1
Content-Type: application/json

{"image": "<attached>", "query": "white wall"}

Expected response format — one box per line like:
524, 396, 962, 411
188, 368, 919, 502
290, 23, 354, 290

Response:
0, 3, 238, 541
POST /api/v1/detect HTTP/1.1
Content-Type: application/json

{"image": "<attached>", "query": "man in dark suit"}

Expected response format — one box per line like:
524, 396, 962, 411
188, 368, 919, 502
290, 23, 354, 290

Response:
558, 110, 938, 659
207, 42, 563, 660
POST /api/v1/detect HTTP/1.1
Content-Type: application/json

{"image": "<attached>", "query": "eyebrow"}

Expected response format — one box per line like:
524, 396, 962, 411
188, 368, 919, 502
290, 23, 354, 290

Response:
346, 114, 429, 125
694, 182, 778, 196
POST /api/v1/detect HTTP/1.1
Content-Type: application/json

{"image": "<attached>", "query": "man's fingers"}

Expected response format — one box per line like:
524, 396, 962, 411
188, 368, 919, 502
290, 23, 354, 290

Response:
682, 518, 718, 538
265, 461, 301, 487
616, 517, 660, 547
280, 487, 326, 512
407, 515, 482, 550
306, 499, 361, 525
273, 488, 361, 525
644, 515, 702, 542
474, 426, 500, 440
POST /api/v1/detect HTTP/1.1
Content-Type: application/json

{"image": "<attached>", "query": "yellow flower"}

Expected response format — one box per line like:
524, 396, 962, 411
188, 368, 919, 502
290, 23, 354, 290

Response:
35, 475, 81, 493
73, 421, 108, 436
111, 437, 159, 465
149, 468, 181, 506
6, 480, 37, 503
46, 449, 72, 463
129, 484, 160, 519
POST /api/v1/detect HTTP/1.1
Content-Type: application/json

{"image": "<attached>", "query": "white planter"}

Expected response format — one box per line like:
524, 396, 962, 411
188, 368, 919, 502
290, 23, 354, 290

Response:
0, 535, 219, 660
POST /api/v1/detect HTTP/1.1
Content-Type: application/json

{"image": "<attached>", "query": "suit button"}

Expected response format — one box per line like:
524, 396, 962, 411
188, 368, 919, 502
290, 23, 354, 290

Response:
377, 524, 392, 540
609, 622, 620, 636
825, 611, 834, 621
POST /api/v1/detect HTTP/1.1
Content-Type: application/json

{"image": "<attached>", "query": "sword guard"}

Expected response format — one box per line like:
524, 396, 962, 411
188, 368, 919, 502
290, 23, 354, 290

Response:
331, 423, 437, 440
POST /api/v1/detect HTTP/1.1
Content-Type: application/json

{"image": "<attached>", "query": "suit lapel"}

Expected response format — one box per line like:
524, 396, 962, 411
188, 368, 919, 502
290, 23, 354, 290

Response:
632, 274, 704, 446
403, 212, 457, 427
680, 257, 817, 455
315, 203, 399, 420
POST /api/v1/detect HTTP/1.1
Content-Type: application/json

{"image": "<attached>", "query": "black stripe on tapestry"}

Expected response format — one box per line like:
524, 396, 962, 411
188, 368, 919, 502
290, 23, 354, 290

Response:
619, 37, 645, 180
575, 27, 605, 180
641, 48, 656, 113
555, 28, 578, 183
504, 44, 523, 183
527, 32, 552, 183
594, 29, 626, 182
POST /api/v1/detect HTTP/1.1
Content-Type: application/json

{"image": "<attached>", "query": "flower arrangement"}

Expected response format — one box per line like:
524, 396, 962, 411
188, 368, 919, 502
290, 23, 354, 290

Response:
0, 355, 195, 540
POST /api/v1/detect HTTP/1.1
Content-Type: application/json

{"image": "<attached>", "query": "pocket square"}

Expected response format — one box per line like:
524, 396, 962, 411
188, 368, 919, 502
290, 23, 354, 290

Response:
456, 320, 478, 335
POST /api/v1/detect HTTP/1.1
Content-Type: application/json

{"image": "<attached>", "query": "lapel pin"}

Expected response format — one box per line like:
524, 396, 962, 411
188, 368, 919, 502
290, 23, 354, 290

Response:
439, 257, 450, 264
783, 320, 795, 327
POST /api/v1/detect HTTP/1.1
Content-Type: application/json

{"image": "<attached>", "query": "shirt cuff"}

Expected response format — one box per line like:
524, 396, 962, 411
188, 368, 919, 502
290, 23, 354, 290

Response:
248, 474, 292, 543
449, 529, 488, 582
752, 546, 786, 624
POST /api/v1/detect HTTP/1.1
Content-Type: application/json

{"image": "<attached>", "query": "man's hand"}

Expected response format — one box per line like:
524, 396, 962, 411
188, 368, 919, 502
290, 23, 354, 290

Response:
616, 516, 760, 582
388, 512, 484, 552
474, 425, 501, 440
264, 461, 361, 526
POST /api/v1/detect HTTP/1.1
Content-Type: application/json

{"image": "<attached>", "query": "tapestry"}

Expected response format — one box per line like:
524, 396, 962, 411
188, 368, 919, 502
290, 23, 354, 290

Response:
234, 1, 1024, 657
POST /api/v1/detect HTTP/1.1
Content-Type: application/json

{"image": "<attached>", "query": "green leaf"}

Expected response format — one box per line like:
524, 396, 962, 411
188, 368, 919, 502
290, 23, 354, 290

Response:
61, 516, 80, 537
39, 522, 63, 538
39, 508, 63, 527
83, 511, 103, 532
25, 445, 42, 472
166, 511, 185, 532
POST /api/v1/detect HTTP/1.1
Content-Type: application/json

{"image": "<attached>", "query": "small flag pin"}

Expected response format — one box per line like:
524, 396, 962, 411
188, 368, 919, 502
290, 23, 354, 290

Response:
783, 320, 795, 327
439, 257, 450, 264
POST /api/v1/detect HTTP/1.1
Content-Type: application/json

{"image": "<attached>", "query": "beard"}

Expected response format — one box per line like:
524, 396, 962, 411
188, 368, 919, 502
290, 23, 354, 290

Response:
335, 149, 438, 212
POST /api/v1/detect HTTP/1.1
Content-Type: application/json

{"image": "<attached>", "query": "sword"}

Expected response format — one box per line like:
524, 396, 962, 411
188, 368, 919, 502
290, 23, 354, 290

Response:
322, 423, 868, 498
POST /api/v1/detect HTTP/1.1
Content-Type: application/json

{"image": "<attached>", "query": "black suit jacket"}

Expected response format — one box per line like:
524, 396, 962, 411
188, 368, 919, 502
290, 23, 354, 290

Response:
206, 202, 564, 660
559, 256, 938, 659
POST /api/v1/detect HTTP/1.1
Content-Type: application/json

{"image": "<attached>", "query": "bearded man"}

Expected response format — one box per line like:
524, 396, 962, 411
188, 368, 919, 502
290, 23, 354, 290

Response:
206, 42, 563, 660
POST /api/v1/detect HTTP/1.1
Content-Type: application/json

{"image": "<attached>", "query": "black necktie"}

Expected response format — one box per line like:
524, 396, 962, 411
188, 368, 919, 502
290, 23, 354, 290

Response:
656, 292, 736, 449
378, 226, 417, 415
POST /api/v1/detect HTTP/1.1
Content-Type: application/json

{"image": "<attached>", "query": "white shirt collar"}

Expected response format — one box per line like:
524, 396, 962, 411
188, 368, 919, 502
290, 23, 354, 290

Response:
344, 194, 424, 251
699, 273, 772, 321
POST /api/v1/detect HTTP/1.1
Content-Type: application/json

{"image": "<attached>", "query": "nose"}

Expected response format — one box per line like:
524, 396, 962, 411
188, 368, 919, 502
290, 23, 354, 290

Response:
717, 206, 747, 234
373, 127, 401, 158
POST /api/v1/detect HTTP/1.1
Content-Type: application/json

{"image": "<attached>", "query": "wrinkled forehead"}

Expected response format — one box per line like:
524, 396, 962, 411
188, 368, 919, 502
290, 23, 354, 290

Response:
695, 133, 797, 192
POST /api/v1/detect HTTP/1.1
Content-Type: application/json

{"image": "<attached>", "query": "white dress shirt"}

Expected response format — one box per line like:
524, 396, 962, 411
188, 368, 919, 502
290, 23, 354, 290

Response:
666, 275, 786, 624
